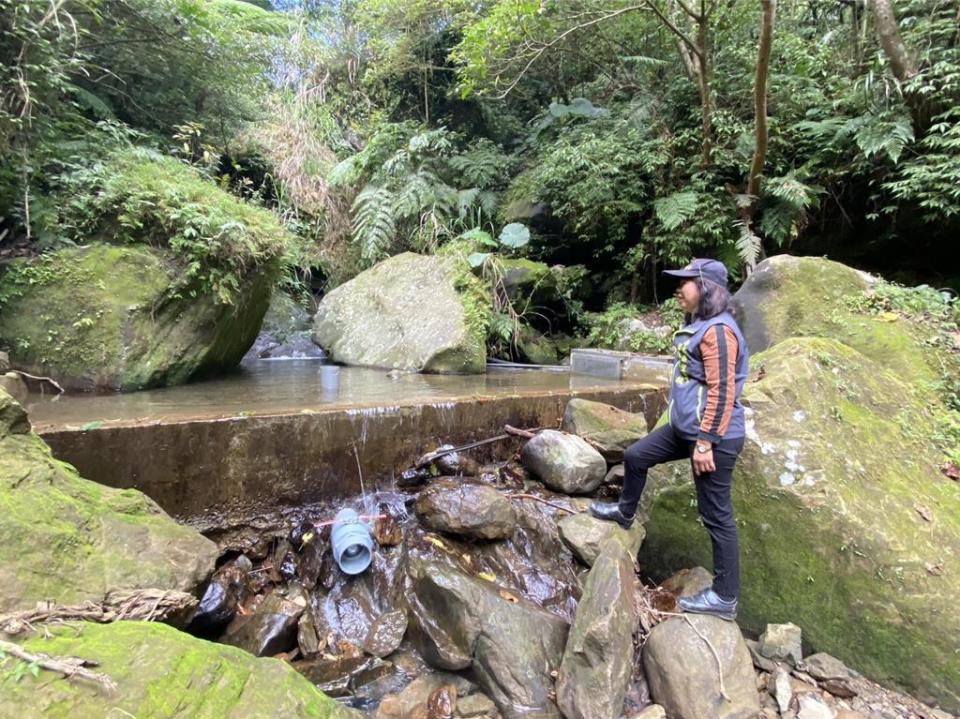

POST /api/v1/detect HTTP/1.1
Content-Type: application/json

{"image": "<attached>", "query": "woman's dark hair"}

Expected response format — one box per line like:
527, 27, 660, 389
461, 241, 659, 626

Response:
694, 277, 731, 320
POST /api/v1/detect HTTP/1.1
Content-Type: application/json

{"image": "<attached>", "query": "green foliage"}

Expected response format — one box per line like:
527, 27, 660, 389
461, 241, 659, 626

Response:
886, 107, 960, 221
334, 123, 511, 266
45, 148, 291, 304
653, 192, 700, 232
583, 299, 682, 355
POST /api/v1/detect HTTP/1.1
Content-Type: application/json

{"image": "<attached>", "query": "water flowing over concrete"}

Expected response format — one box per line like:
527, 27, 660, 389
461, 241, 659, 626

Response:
29, 362, 668, 530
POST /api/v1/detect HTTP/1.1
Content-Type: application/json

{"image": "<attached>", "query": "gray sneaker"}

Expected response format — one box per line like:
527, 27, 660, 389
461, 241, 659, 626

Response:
678, 588, 738, 622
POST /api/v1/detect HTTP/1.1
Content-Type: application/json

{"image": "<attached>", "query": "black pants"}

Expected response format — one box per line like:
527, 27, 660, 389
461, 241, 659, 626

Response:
619, 424, 745, 600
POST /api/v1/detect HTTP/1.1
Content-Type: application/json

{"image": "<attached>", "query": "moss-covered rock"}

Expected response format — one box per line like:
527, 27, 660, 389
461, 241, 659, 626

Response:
517, 326, 561, 365
0, 388, 217, 611
2, 621, 358, 719
313, 252, 489, 374
561, 398, 647, 461
0, 244, 273, 391
639, 338, 960, 710
731, 255, 942, 388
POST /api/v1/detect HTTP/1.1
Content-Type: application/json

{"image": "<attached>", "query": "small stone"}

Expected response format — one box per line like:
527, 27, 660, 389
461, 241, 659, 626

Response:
819, 678, 856, 699
770, 666, 793, 715
658, 567, 714, 599
455, 692, 500, 719
627, 706, 666, 719
745, 639, 778, 673
374, 508, 403, 546
796, 693, 833, 719
427, 686, 457, 719
759, 622, 803, 666
801, 653, 850, 681
604, 464, 625, 485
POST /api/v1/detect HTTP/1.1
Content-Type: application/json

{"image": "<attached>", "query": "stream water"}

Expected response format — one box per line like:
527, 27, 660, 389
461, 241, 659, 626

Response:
24, 359, 668, 430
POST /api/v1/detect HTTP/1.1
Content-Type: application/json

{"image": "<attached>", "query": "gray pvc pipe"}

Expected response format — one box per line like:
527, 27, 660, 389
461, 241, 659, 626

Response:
330, 508, 374, 575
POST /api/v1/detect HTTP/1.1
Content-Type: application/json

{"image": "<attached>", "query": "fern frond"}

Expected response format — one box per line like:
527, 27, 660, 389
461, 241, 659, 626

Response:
735, 223, 763, 271
352, 184, 396, 263
653, 191, 699, 231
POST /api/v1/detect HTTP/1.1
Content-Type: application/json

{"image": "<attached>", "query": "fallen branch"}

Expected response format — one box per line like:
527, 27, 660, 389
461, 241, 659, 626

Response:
684, 614, 730, 702
0, 638, 117, 691
10, 369, 65, 394
0, 589, 197, 635
508, 493, 575, 514
414, 433, 511, 469
504, 424, 537, 439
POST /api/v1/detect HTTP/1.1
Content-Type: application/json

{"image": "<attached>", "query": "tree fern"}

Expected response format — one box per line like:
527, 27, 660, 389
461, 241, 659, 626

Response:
653, 191, 699, 231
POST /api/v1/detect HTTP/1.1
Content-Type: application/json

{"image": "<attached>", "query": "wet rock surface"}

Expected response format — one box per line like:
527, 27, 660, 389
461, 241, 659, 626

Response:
558, 511, 645, 566
413, 480, 516, 540
222, 590, 306, 657
557, 542, 637, 719
186, 423, 956, 719
521, 429, 606, 494
406, 556, 569, 718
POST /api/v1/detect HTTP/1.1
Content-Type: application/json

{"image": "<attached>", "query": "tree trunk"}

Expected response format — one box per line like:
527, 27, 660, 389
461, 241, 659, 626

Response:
871, 0, 918, 82
747, 0, 776, 203
696, 11, 713, 167
738, 0, 776, 272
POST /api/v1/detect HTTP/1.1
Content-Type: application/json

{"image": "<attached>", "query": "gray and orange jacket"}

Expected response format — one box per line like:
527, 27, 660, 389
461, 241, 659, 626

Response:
667, 311, 749, 443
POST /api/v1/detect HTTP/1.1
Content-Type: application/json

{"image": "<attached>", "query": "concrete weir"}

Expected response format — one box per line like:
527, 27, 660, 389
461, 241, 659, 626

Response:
35, 370, 667, 531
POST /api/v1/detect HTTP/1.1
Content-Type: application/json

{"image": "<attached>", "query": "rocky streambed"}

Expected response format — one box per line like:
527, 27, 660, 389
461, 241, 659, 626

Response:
184, 415, 956, 719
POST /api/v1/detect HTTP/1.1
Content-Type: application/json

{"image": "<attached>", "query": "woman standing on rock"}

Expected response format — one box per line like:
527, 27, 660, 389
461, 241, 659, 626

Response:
590, 258, 749, 621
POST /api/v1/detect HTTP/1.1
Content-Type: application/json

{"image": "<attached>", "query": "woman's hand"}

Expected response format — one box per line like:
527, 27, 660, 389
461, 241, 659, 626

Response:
692, 444, 716, 475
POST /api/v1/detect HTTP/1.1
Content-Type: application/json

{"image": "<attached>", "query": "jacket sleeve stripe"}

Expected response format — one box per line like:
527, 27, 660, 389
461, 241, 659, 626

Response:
699, 325, 738, 442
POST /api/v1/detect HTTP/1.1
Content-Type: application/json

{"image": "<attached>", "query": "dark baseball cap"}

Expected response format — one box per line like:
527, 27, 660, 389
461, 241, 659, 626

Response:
663, 258, 728, 288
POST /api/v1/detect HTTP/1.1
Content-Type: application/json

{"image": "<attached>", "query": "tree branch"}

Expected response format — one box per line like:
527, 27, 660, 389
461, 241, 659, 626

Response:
493, 4, 647, 98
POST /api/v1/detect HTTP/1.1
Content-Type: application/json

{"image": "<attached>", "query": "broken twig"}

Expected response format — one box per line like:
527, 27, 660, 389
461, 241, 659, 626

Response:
0, 638, 117, 691
508, 493, 575, 514
504, 424, 537, 439
414, 434, 511, 469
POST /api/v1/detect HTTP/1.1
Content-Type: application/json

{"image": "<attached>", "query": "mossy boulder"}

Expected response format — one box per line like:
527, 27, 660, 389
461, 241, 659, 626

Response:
561, 398, 647, 461
517, 326, 561, 365
0, 244, 273, 391
0, 388, 217, 611
313, 252, 489, 373
639, 338, 960, 710
1, 621, 358, 718
731, 255, 941, 388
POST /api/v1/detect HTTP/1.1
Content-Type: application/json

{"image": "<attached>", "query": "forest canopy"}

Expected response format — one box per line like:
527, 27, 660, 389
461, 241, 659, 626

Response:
2, 0, 958, 301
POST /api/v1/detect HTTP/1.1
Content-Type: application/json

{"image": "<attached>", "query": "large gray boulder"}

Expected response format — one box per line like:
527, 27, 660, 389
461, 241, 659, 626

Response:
406, 557, 569, 719
561, 399, 647, 461
556, 542, 637, 719
642, 615, 759, 719
414, 479, 517, 540
521, 430, 606, 495
558, 512, 645, 566
0, 388, 217, 612
313, 253, 488, 374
